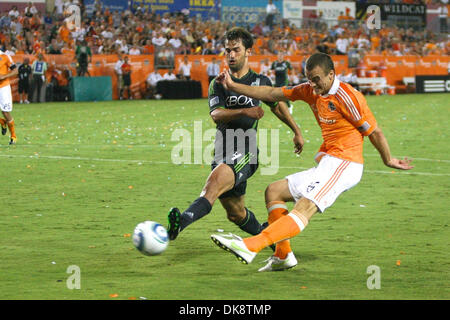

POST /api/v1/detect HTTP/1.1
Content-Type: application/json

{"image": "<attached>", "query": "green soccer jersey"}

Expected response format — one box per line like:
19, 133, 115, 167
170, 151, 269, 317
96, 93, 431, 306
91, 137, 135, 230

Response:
271, 60, 292, 87
208, 69, 277, 164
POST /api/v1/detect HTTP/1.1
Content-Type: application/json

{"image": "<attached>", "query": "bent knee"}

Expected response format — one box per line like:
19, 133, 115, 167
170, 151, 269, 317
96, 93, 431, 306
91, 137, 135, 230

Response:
226, 210, 246, 224
265, 179, 293, 203
265, 182, 282, 202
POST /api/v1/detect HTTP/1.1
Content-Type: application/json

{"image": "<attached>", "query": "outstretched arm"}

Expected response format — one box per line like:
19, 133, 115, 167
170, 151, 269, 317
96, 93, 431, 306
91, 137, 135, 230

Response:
216, 70, 286, 102
368, 127, 413, 170
210, 106, 264, 123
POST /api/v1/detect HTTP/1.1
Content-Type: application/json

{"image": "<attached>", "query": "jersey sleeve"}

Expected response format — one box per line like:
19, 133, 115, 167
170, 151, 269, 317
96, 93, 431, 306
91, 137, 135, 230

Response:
336, 85, 377, 136
282, 83, 315, 104
259, 75, 277, 108
208, 77, 225, 113
5, 54, 14, 69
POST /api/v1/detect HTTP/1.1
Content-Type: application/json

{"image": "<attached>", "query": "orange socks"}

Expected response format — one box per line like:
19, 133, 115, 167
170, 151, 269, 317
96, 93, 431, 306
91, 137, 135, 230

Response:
0, 118, 16, 140
266, 201, 292, 259
243, 209, 309, 254
7, 120, 16, 139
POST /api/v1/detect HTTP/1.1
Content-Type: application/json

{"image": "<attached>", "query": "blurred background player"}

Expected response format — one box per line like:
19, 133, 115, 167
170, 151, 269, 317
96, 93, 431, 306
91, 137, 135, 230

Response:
120, 56, 132, 100
18, 58, 32, 104
75, 40, 92, 77
271, 52, 293, 113
0, 50, 18, 145
167, 27, 303, 242
211, 52, 414, 270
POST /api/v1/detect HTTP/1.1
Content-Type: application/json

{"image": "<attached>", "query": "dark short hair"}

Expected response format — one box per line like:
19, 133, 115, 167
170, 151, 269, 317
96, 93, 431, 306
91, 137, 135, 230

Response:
306, 52, 335, 74
225, 27, 253, 50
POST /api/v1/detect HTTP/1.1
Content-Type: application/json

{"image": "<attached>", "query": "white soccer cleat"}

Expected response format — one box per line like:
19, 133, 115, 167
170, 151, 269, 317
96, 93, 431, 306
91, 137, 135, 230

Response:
258, 252, 298, 272
211, 233, 257, 264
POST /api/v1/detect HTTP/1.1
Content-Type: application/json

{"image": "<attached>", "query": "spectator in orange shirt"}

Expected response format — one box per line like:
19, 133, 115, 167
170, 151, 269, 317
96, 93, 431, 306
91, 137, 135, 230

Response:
370, 33, 380, 50
142, 39, 154, 54
58, 21, 70, 44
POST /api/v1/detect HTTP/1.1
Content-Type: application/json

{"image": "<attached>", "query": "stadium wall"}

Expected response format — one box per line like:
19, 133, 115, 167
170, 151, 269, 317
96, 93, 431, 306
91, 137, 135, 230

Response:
361, 55, 449, 92
8, 54, 450, 102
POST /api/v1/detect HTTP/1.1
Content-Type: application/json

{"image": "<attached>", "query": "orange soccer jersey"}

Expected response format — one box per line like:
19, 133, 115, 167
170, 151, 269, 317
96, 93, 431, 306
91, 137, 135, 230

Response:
282, 78, 377, 164
0, 52, 14, 89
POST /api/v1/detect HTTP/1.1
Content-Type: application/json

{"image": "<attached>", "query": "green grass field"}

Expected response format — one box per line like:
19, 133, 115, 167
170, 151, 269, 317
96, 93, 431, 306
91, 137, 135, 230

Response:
0, 94, 448, 300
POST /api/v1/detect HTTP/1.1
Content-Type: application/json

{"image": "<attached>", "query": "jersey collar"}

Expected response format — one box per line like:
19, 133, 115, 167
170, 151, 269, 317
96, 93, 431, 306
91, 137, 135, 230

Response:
230, 69, 253, 82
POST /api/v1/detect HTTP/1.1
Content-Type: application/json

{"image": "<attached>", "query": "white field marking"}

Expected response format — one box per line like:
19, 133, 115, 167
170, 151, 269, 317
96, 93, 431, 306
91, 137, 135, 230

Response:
2, 144, 449, 164
0, 154, 169, 165
0, 154, 448, 177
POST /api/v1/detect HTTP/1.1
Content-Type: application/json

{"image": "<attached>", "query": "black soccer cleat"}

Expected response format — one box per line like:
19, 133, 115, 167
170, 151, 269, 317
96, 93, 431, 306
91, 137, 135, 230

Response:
9, 137, 16, 145
167, 207, 181, 241
1, 125, 6, 136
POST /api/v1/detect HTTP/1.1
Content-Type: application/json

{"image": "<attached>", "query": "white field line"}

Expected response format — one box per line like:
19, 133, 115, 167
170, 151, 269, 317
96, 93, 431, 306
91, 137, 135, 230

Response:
0, 154, 448, 177
4, 144, 449, 164
0, 154, 169, 165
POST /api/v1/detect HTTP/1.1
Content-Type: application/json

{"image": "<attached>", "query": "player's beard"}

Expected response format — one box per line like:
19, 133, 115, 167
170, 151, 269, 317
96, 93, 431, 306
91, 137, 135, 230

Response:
228, 56, 245, 73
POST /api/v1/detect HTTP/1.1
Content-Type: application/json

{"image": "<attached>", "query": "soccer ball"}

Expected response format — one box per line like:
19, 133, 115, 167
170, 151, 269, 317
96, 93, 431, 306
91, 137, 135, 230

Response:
132, 221, 169, 256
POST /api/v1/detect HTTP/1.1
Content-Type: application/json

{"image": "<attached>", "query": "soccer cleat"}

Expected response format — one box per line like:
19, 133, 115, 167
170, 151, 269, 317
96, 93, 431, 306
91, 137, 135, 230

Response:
258, 252, 298, 272
211, 233, 257, 264
9, 137, 16, 145
167, 207, 181, 240
1, 124, 6, 136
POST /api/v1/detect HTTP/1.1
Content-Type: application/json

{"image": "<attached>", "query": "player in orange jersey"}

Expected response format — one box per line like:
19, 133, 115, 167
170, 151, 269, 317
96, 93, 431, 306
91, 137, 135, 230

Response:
0, 50, 19, 145
211, 52, 413, 271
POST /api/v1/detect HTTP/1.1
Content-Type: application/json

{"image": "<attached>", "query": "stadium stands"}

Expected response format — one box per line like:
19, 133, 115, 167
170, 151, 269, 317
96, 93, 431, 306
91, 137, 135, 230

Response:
0, 0, 448, 100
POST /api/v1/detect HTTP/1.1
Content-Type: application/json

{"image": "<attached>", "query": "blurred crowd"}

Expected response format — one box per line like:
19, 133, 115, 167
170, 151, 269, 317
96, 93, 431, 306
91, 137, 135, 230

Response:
0, 0, 448, 60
